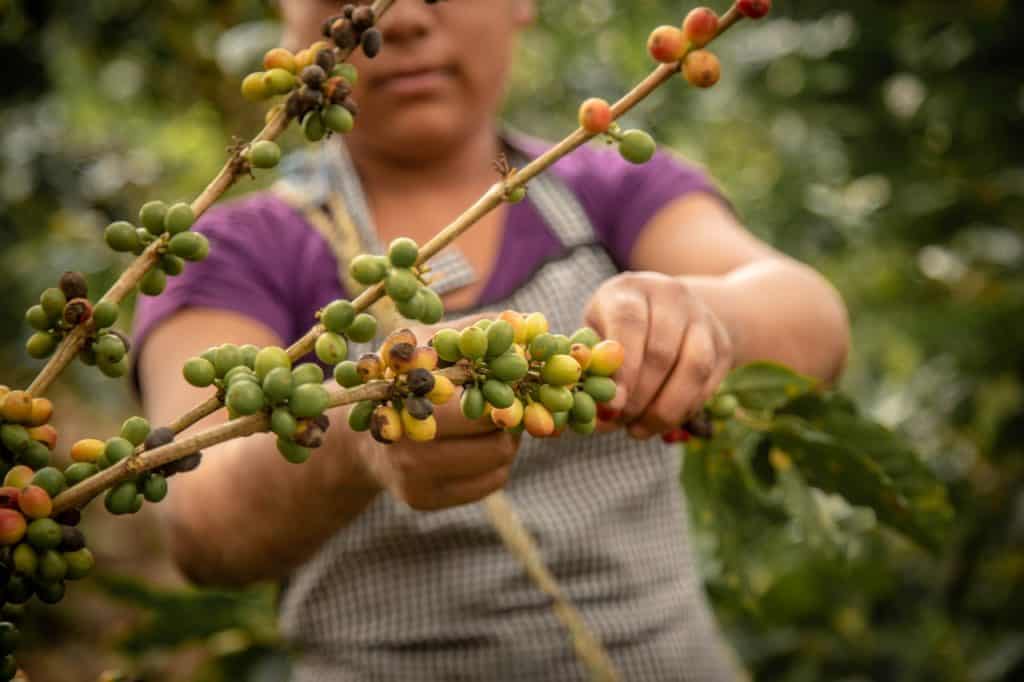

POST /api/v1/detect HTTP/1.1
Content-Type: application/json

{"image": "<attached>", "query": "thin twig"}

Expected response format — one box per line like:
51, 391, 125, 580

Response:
52, 365, 474, 513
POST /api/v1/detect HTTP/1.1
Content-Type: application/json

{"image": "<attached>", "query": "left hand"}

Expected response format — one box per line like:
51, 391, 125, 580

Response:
583, 271, 734, 440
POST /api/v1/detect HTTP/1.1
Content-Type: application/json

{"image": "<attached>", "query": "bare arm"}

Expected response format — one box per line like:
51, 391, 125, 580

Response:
140, 308, 518, 587
586, 192, 850, 439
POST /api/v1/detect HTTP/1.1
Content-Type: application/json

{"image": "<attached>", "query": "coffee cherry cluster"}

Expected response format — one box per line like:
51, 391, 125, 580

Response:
24, 271, 109, 361
182, 343, 334, 464
647, 8, 724, 89
241, 4, 376, 145
0, 387, 93, 676
428, 312, 625, 438
348, 239, 445, 325
339, 329, 454, 443
577, 100, 657, 166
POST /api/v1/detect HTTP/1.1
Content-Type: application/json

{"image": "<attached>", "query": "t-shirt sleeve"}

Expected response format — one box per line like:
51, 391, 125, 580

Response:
132, 193, 314, 361
568, 144, 729, 269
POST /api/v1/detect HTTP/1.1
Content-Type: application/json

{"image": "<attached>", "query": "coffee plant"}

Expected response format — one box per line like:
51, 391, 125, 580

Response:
0, 1, 956, 680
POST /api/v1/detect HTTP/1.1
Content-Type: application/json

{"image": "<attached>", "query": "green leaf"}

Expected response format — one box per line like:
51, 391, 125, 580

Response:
721, 362, 820, 412
770, 410, 954, 552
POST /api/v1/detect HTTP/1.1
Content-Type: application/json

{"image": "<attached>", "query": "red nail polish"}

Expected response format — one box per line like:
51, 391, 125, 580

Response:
597, 404, 621, 422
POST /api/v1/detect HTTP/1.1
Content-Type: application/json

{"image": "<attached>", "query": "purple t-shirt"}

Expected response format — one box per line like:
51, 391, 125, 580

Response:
133, 137, 721, 355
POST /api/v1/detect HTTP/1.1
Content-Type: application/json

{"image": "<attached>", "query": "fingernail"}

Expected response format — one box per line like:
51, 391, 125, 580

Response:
596, 404, 621, 422
628, 424, 650, 440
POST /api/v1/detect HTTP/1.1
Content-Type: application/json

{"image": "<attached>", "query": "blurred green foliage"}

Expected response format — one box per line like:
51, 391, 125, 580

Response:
2, 0, 1023, 680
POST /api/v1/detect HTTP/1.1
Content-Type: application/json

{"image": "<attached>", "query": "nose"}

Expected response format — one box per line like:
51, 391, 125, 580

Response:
377, 0, 436, 46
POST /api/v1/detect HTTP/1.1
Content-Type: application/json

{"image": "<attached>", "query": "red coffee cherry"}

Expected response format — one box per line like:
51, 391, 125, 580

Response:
682, 7, 719, 47
647, 25, 685, 64
578, 98, 613, 134
737, 0, 772, 19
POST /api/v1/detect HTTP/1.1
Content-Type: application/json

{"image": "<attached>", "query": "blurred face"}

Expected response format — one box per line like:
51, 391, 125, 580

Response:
283, 0, 534, 164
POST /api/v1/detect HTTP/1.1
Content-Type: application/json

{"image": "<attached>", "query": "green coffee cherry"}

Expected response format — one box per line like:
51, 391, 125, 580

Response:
331, 62, 359, 85
265, 68, 297, 95
290, 383, 329, 418
168, 232, 204, 260
26, 332, 58, 359
552, 334, 573, 356
571, 391, 597, 423
97, 355, 128, 378
160, 253, 185, 277
460, 386, 486, 420
482, 379, 515, 409
13, 544, 37, 576
710, 394, 739, 419
225, 365, 256, 387
346, 313, 377, 343
474, 319, 493, 331
94, 333, 126, 365
249, 140, 282, 169
385, 268, 419, 302
539, 384, 574, 413
63, 462, 98, 487
1, 424, 29, 453
31, 467, 66, 497
164, 202, 195, 235
183, 357, 217, 387
105, 481, 139, 515
432, 329, 461, 363
529, 333, 557, 362
214, 344, 244, 377
350, 254, 389, 285
315, 332, 349, 365
25, 305, 50, 332
582, 376, 617, 404
458, 327, 488, 360
4, 575, 32, 604
35, 580, 65, 605
37, 549, 68, 583
120, 416, 151, 446
552, 411, 569, 431
254, 346, 291, 380
396, 290, 425, 320
105, 221, 139, 252
262, 366, 295, 404
334, 360, 362, 387
348, 400, 376, 432
541, 355, 582, 386
570, 327, 601, 348
618, 129, 657, 164
418, 288, 445, 325
303, 111, 326, 142
64, 547, 95, 580
570, 419, 597, 435
489, 353, 529, 382
292, 363, 324, 386
40, 288, 66, 320
0, 622, 20, 655
322, 299, 356, 334
0, 654, 18, 680
139, 268, 167, 296
22, 440, 52, 469
277, 437, 311, 464
26, 518, 62, 550
139, 200, 169, 234
324, 104, 355, 134
226, 381, 265, 416
92, 300, 119, 329
271, 407, 298, 439
388, 238, 419, 268
104, 437, 134, 466
142, 473, 168, 503
485, 320, 515, 358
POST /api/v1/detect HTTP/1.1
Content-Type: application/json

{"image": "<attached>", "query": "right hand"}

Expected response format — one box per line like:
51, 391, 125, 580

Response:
349, 313, 522, 511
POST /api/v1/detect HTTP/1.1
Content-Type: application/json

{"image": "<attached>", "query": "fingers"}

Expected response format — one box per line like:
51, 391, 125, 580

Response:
432, 387, 500, 438
620, 284, 685, 424
387, 431, 520, 511
585, 286, 648, 413
632, 322, 726, 439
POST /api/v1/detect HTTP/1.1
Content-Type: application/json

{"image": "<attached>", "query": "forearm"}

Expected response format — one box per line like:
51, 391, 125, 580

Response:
680, 259, 850, 384
164, 404, 381, 587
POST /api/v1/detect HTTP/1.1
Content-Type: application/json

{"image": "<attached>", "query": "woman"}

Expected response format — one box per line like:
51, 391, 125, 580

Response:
135, 1, 850, 679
